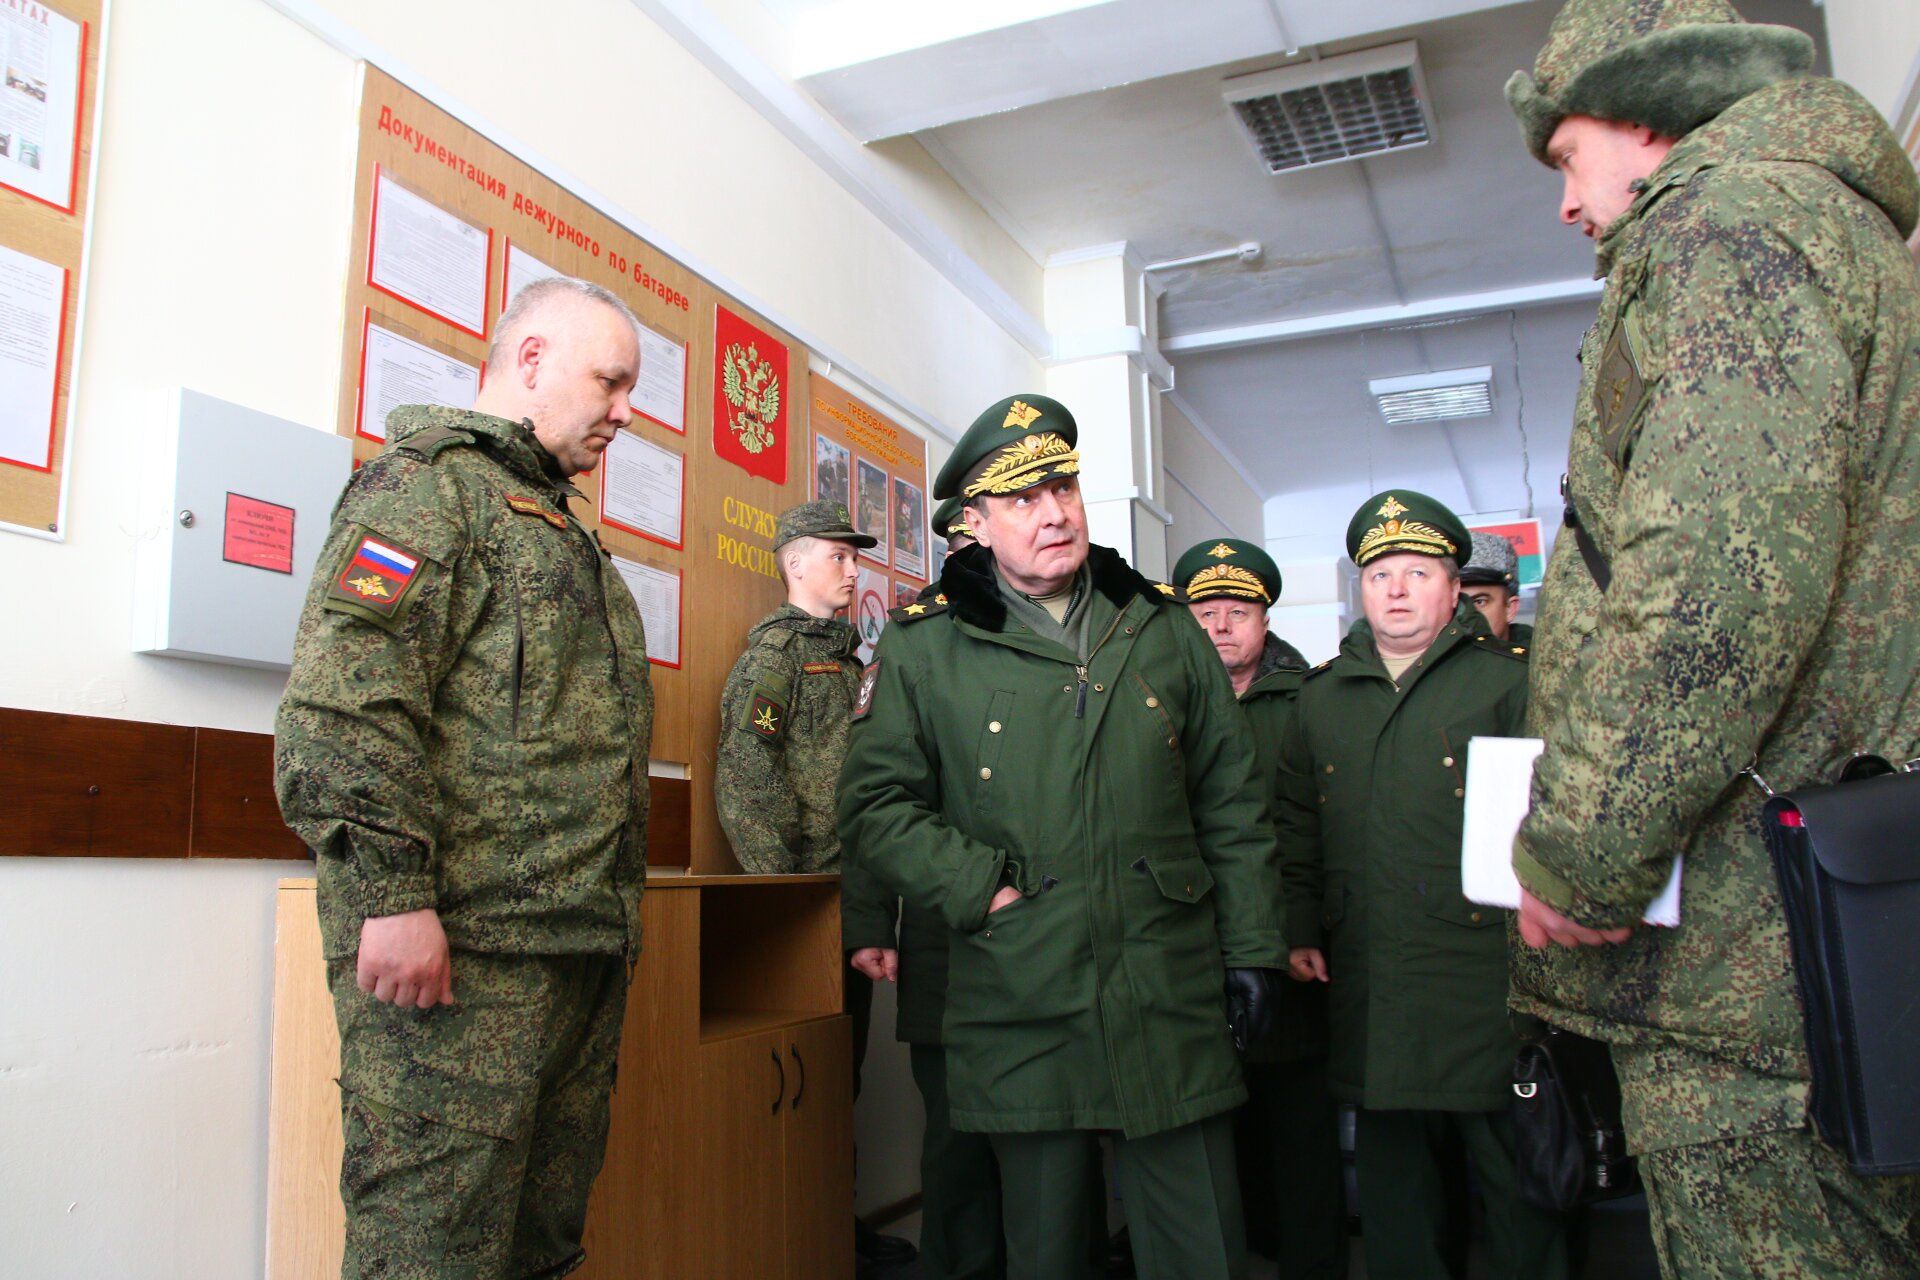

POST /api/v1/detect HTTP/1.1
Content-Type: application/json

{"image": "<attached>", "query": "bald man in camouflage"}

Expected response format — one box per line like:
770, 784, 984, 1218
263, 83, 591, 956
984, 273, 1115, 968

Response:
1506, 2, 1920, 1273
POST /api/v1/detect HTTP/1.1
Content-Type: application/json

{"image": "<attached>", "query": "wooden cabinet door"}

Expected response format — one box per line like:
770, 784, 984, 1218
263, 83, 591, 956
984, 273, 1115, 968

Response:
781, 1016, 855, 1280
700, 1030, 789, 1279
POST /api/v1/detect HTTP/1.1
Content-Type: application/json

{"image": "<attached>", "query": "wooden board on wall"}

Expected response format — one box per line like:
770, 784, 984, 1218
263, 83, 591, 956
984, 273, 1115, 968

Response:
0, 0, 105, 539
337, 67, 827, 872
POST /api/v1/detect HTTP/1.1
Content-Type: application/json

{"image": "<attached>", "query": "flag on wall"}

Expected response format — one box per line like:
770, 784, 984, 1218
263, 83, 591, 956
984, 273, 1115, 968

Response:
712, 305, 788, 484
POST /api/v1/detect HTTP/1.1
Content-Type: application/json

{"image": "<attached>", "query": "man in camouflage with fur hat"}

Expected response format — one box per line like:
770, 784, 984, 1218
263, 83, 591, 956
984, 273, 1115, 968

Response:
1507, 1, 1920, 1272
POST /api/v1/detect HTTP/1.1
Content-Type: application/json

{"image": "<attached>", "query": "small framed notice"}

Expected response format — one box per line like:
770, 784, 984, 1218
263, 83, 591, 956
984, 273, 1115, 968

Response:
632, 321, 687, 433
0, 241, 66, 472
222, 492, 295, 574
501, 238, 560, 313
611, 555, 682, 669
356, 313, 481, 441
367, 166, 492, 339
599, 429, 684, 549
0, 2, 85, 212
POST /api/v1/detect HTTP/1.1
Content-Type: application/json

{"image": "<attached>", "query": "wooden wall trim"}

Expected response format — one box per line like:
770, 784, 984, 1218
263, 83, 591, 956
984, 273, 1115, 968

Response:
1, 707, 692, 865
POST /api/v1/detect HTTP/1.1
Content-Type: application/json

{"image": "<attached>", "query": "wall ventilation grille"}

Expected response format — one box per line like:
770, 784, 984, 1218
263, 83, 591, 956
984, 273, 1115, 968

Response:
1225, 42, 1433, 175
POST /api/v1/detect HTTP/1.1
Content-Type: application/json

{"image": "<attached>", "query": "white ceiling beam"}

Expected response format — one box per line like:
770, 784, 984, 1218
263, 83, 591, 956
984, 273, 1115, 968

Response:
1160, 277, 1604, 354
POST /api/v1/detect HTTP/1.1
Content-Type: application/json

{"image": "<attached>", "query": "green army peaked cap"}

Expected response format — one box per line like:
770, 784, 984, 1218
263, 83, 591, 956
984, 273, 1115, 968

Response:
1346, 490, 1472, 568
1507, 0, 1814, 165
933, 394, 1081, 501
1460, 530, 1520, 590
932, 495, 973, 542
772, 499, 876, 552
1173, 537, 1281, 605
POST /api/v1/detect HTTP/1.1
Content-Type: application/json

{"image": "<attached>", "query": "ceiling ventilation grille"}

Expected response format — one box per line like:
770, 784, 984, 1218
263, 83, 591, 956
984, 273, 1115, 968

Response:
1225, 42, 1433, 175
1368, 367, 1493, 425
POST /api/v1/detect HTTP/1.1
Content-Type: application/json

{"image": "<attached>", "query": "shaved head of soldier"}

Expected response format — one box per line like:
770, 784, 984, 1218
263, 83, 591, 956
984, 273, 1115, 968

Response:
475, 277, 641, 476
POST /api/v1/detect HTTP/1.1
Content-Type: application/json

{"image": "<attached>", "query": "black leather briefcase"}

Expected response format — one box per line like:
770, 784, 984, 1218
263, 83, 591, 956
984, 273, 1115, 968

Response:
1762, 765, 1920, 1176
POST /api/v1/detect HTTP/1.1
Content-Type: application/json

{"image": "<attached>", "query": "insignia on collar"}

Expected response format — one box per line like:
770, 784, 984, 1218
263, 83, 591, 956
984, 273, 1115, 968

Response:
505, 493, 567, 529
1002, 399, 1043, 430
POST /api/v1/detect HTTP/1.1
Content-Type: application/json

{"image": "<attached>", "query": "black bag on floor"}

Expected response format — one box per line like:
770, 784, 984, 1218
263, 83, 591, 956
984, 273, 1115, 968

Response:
1511, 1026, 1642, 1211
1761, 763, 1920, 1176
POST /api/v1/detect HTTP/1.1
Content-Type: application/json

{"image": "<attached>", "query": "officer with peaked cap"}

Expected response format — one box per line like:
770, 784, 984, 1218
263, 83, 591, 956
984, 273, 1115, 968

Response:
840, 395, 1287, 1280
1458, 531, 1529, 647
1275, 491, 1568, 1279
715, 499, 918, 1274
1506, 2, 1920, 1273
1174, 538, 1346, 1279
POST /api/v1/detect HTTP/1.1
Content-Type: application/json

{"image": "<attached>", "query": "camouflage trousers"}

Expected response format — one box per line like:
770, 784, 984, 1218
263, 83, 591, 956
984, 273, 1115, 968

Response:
1642, 1127, 1920, 1279
327, 952, 629, 1280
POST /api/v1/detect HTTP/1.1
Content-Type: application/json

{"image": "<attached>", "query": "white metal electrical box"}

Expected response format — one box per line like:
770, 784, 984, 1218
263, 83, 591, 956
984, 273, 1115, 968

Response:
132, 389, 353, 670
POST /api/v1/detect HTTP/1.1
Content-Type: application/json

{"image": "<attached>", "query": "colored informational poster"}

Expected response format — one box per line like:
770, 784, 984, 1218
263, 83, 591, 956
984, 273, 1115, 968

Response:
357, 316, 480, 441
600, 429, 684, 549
0, 1, 83, 211
854, 566, 889, 666
611, 554, 682, 669
1467, 518, 1545, 590
891, 580, 918, 610
892, 476, 926, 581
222, 492, 295, 574
368, 168, 492, 338
855, 458, 888, 566
0, 240, 62, 470
711, 304, 787, 483
813, 432, 850, 508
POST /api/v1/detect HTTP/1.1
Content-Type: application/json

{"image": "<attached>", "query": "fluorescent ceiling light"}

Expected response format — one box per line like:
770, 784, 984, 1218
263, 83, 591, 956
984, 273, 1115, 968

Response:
1368, 366, 1492, 424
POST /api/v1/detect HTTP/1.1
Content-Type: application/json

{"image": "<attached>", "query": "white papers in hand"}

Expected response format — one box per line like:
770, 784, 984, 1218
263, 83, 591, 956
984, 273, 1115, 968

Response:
1460, 736, 1681, 927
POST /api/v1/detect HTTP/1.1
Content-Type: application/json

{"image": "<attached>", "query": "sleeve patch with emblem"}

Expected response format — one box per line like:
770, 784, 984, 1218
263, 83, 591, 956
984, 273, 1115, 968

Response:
743, 689, 787, 741
325, 531, 429, 625
852, 660, 881, 721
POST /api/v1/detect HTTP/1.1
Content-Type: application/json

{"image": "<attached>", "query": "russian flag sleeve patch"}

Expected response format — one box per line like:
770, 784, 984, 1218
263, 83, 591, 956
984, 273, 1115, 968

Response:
324, 527, 432, 628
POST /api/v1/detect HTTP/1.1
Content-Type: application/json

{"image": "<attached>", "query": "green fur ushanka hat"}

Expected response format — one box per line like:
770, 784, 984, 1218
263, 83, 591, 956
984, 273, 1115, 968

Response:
1507, 0, 1815, 164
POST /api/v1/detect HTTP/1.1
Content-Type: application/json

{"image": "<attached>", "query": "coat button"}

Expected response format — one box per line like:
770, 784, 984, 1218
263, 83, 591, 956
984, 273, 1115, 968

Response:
1470, 911, 1484, 923
1318, 795, 1327, 804
1454, 787, 1465, 798
1094, 683, 1105, 693
1442, 755, 1454, 767
1063, 686, 1073, 693
1168, 736, 1177, 748
1145, 696, 1159, 708
989, 721, 1002, 733
1185, 883, 1193, 896
980, 767, 993, 780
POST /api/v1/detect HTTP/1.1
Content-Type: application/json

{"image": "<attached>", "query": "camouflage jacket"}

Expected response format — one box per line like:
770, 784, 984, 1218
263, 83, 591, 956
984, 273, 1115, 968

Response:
275, 406, 654, 961
716, 604, 864, 876
1514, 77, 1920, 1153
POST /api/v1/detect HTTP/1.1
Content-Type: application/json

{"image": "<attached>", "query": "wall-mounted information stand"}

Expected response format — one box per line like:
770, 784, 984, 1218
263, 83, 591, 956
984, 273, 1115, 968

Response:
132, 389, 351, 670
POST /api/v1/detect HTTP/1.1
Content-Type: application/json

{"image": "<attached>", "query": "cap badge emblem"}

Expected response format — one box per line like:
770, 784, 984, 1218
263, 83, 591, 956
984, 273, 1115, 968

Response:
1002, 400, 1043, 430
1376, 495, 1408, 520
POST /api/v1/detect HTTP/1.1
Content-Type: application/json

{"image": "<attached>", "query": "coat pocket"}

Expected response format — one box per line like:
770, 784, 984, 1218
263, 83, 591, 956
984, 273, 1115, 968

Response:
1422, 892, 1501, 930
1143, 853, 1215, 904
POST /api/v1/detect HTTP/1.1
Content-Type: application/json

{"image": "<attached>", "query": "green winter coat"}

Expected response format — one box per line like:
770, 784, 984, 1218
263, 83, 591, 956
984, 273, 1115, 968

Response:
839, 545, 1286, 1137
1514, 76, 1920, 1154
1277, 602, 1529, 1110
1236, 633, 1329, 1066
276, 407, 654, 962
715, 604, 863, 875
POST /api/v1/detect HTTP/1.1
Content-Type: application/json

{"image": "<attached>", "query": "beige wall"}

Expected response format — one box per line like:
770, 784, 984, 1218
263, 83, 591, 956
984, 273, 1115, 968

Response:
1825, 0, 1920, 125
1161, 394, 1264, 555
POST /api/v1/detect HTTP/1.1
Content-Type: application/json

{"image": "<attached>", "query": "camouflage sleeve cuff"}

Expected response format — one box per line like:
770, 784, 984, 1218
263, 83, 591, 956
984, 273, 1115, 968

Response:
1512, 843, 1642, 930
351, 872, 440, 919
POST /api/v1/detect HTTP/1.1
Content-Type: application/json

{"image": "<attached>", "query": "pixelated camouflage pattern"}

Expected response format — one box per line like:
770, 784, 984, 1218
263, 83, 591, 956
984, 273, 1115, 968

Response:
1640, 1128, 1920, 1277
1512, 76, 1920, 1154
1277, 603, 1529, 1109
715, 604, 863, 875
331, 953, 627, 1279
275, 406, 654, 961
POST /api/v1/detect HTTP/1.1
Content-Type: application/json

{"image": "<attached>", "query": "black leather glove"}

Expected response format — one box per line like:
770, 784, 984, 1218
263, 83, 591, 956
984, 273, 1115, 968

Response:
1224, 967, 1276, 1053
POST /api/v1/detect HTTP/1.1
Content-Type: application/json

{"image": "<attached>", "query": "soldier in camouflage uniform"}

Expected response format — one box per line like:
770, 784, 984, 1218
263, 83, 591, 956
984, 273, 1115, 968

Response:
1175, 538, 1347, 1280
1459, 531, 1528, 646
714, 499, 917, 1274
274, 277, 654, 1279
1506, 2, 1920, 1274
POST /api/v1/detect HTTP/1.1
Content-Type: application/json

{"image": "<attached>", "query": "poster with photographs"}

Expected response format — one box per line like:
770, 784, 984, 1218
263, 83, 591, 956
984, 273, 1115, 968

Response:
891, 476, 926, 582
813, 432, 850, 508
855, 458, 889, 566
891, 580, 919, 610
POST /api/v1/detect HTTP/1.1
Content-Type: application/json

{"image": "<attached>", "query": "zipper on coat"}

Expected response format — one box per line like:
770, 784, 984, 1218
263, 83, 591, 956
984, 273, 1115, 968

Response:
1073, 608, 1131, 719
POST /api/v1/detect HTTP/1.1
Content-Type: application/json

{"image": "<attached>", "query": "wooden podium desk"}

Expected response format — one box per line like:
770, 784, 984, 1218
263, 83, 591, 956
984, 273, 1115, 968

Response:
266, 873, 853, 1280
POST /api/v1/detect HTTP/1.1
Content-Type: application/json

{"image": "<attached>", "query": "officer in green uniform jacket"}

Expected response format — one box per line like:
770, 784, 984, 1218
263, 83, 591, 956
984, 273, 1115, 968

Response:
1276, 491, 1566, 1280
1174, 538, 1347, 1280
840, 394, 1286, 1280
1506, 2, 1920, 1272
1460, 531, 1525, 647
275, 278, 653, 1279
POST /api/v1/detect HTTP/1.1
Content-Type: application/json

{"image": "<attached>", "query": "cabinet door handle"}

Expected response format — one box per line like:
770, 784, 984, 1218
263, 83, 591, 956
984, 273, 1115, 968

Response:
790, 1044, 806, 1109
771, 1046, 785, 1115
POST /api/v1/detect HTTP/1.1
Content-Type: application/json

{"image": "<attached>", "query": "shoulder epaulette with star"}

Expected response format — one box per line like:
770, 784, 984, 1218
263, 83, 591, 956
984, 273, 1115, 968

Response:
1153, 581, 1177, 598
1475, 633, 1530, 662
891, 594, 949, 623
392, 424, 478, 463
1304, 657, 1336, 679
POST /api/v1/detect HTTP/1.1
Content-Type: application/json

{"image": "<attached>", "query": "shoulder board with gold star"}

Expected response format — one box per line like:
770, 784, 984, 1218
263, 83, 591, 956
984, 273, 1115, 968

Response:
891, 594, 948, 623
392, 424, 478, 463
1475, 633, 1530, 662
1304, 657, 1336, 679
1152, 581, 1177, 598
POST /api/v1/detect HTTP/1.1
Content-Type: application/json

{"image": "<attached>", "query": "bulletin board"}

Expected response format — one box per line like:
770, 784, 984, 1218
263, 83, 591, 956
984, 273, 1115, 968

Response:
0, 0, 104, 540
808, 375, 931, 662
337, 65, 844, 873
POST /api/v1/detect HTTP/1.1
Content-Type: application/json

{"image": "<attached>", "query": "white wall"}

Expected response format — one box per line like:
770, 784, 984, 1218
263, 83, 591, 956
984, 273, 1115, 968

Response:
1162, 395, 1263, 551
0, 0, 1041, 1273
1824, 0, 1920, 124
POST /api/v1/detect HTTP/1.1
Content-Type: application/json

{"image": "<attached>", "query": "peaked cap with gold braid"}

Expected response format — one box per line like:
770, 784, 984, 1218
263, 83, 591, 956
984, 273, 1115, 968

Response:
933, 393, 1081, 501
1173, 537, 1281, 605
1345, 489, 1473, 567
932, 495, 973, 543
